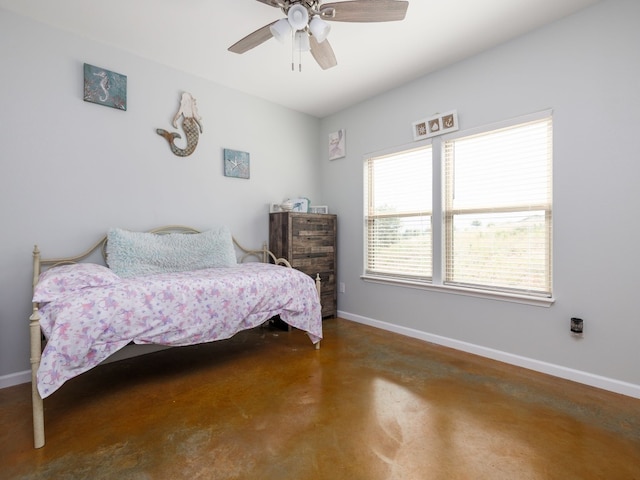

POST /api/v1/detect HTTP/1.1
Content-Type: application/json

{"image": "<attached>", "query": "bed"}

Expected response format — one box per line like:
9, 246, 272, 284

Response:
28, 225, 323, 448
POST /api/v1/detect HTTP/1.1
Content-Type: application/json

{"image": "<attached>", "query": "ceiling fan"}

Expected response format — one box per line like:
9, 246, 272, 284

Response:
228, 0, 409, 71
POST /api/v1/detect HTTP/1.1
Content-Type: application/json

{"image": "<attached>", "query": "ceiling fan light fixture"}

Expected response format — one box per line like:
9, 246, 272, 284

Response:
309, 16, 331, 43
270, 18, 291, 43
287, 4, 309, 31
294, 30, 311, 52
230, 0, 410, 71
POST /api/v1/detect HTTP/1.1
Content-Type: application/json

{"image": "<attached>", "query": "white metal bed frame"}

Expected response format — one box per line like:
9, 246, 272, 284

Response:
29, 225, 321, 448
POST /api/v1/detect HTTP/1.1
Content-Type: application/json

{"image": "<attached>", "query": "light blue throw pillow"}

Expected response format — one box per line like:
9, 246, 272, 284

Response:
106, 226, 237, 278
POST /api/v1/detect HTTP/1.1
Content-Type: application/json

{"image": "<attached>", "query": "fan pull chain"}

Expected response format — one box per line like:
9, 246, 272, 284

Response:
299, 45, 303, 72
290, 30, 303, 73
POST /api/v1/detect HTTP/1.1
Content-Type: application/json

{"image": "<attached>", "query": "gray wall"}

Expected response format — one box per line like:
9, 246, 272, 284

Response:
320, 0, 640, 393
0, 9, 321, 381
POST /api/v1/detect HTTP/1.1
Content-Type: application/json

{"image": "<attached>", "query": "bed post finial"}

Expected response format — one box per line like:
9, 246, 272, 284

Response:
32, 245, 41, 289
315, 273, 322, 300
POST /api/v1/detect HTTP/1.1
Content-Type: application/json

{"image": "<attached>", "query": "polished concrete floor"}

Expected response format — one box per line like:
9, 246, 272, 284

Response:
2, 318, 639, 479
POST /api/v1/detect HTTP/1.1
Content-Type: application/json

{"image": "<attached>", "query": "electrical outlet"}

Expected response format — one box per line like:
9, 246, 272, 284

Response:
339, 282, 346, 293
570, 317, 584, 337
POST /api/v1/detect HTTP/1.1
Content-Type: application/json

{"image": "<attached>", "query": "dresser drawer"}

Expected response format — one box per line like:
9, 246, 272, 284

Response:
292, 216, 336, 237
292, 240, 334, 255
291, 255, 335, 273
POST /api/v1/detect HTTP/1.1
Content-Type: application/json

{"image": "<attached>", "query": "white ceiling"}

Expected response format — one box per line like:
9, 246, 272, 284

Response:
0, 0, 600, 118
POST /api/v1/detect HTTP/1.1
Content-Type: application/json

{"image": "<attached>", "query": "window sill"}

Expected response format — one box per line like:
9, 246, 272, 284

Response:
360, 274, 555, 307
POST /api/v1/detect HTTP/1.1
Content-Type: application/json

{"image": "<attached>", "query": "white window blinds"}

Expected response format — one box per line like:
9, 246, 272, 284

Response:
365, 145, 433, 281
443, 115, 553, 296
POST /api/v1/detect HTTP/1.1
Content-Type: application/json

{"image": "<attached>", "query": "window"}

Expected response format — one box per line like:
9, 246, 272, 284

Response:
443, 115, 553, 297
365, 145, 433, 281
364, 112, 553, 301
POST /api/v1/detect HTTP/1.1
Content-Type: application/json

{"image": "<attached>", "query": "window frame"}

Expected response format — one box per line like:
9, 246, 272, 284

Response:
362, 111, 554, 307
363, 141, 434, 283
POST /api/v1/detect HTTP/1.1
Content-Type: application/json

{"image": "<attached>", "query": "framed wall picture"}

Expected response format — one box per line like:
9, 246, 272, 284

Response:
83, 63, 127, 111
441, 111, 458, 132
270, 203, 283, 213
329, 129, 346, 160
223, 149, 250, 179
413, 110, 459, 140
427, 117, 442, 136
412, 119, 429, 141
290, 197, 310, 212
310, 205, 329, 214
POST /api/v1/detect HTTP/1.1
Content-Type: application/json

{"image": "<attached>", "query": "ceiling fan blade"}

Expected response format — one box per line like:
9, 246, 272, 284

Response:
310, 37, 338, 70
255, 0, 281, 7
322, 0, 409, 22
228, 21, 276, 54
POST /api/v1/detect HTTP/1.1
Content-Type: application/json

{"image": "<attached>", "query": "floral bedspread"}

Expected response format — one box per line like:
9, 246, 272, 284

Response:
33, 263, 322, 398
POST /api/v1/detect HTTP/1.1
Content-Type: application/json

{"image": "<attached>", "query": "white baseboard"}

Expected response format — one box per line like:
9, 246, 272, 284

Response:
0, 370, 30, 389
4, 315, 639, 399
338, 310, 640, 400
0, 344, 170, 391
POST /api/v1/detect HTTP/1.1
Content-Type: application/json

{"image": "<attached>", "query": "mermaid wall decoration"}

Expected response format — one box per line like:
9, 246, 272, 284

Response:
156, 92, 203, 157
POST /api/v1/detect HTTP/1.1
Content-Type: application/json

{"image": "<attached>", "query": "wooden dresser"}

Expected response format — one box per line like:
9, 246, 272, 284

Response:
269, 212, 337, 318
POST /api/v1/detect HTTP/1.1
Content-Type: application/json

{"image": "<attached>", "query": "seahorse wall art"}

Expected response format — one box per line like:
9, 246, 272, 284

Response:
156, 92, 203, 157
83, 63, 127, 111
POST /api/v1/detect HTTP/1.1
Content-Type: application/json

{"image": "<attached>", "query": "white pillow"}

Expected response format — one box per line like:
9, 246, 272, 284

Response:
106, 226, 237, 278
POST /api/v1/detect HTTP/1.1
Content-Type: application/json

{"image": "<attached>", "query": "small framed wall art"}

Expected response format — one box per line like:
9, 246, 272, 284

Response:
223, 149, 250, 179
328, 129, 346, 160
309, 205, 329, 214
290, 197, 310, 212
440, 111, 459, 133
412, 119, 429, 141
83, 63, 127, 111
412, 110, 459, 140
